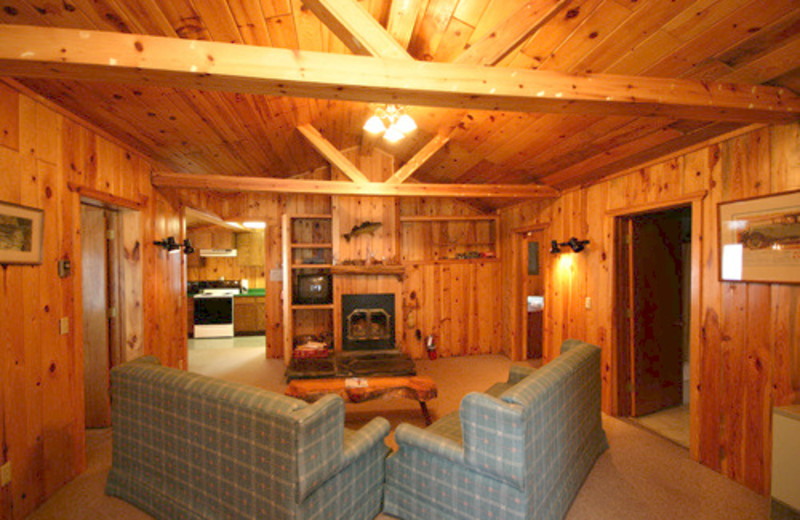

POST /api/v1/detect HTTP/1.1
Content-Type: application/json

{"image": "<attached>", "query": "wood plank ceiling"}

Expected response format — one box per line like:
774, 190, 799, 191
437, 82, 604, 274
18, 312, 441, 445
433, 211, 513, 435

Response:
2, 0, 799, 210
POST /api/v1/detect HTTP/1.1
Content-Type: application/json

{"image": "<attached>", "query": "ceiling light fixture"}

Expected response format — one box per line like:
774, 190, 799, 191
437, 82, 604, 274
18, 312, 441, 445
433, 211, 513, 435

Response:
363, 104, 417, 143
242, 221, 267, 230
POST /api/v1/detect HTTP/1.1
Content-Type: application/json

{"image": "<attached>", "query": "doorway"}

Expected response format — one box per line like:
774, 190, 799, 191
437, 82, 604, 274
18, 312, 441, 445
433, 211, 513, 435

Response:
184, 208, 268, 361
81, 202, 143, 428
515, 227, 546, 361
616, 205, 691, 447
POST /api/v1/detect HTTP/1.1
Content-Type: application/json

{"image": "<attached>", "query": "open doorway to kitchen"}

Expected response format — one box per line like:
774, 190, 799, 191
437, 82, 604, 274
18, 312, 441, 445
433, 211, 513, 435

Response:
184, 208, 268, 363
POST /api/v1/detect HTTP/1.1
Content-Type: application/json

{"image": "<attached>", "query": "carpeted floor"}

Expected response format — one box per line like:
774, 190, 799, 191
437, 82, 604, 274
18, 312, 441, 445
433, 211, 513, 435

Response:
28, 347, 769, 520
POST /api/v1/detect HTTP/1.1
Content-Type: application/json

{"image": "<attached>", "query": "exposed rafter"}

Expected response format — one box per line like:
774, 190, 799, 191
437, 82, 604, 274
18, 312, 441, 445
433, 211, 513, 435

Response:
385, 134, 450, 184
300, 0, 413, 60
297, 124, 370, 183
152, 172, 559, 199
1, 25, 798, 123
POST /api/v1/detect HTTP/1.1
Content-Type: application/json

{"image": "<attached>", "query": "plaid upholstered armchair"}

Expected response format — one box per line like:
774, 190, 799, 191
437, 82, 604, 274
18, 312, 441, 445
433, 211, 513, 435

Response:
384, 340, 607, 520
106, 356, 390, 520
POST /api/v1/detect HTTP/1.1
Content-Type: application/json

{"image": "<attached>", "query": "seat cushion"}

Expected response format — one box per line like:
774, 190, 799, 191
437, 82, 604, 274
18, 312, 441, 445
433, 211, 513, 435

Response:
426, 412, 462, 445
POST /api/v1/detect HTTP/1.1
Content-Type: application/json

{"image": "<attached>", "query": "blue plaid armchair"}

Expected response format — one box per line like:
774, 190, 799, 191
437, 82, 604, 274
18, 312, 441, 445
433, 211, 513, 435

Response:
384, 340, 607, 520
106, 356, 390, 520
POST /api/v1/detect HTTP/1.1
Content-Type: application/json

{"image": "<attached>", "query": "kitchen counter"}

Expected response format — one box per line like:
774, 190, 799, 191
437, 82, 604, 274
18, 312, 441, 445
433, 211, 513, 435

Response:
236, 289, 265, 297
187, 288, 266, 298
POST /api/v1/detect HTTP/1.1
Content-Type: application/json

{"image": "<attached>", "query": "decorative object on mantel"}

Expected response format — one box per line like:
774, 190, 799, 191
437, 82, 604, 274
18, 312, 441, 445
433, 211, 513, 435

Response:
719, 190, 800, 283
550, 237, 590, 254
343, 221, 382, 241
0, 200, 43, 265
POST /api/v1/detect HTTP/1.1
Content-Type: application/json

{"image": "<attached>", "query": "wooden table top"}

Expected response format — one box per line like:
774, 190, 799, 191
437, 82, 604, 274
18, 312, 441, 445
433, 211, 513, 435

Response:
285, 375, 438, 404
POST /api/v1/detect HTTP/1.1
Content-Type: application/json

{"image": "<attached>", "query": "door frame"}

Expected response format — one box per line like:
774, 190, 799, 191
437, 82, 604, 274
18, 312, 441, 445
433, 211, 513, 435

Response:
511, 223, 549, 361
78, 195, 144, 427
608, 192, 705, 456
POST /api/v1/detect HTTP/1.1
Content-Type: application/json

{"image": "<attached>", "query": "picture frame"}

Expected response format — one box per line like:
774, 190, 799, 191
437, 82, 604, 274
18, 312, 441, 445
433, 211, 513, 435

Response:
0, 201, 44, 265
719, 190, 800, 283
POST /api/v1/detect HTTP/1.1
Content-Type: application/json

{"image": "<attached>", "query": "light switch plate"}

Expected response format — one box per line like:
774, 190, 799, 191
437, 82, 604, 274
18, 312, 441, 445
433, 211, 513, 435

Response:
269, 268, 283, 282
59, 317, 70, 335
1, 462, 11, 486
585, 297, 592, 310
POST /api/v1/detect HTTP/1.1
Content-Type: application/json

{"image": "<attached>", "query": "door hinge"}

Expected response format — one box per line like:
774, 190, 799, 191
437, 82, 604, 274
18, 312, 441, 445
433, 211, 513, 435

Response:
625, 308, 632, 318
106, 229, 115, 240
108, 306, 117, 319
623, 234, 630, 245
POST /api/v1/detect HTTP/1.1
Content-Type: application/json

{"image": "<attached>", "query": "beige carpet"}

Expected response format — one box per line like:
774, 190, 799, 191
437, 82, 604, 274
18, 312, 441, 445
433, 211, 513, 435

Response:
28, 347, 768, 520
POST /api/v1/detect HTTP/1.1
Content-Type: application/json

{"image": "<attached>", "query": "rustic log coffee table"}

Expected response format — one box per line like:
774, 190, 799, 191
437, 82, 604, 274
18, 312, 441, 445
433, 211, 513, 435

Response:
285, 375, 437, 425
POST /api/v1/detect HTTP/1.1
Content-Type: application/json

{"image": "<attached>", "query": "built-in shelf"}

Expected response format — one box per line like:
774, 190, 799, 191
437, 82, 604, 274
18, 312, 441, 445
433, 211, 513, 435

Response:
400, 213, 500, 264
291, 243, 332, 248
403, 258, 499, 266
400, 215, 498, 222
282, 213, 334, 364
291, 304, 334, 310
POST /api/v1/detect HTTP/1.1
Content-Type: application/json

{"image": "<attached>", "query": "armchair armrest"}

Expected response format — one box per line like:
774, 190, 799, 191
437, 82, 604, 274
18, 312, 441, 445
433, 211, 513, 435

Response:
343, 417, 390, 465
507, 365, 537, 385
394, 424, 465, 465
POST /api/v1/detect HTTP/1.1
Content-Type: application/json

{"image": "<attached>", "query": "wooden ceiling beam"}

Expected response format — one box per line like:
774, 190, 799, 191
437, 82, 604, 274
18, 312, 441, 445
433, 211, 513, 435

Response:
454, 0, 571, 66
297, 124, 370, 183
152, 172, 559, 199
1, 25, 798, 123
300, 0, 413, 60
385, 133, 450, 184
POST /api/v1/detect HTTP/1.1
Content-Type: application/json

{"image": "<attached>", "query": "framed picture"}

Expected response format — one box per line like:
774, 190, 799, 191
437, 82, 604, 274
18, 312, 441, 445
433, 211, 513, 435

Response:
719, 190, 800, 283
0, 201, 44, 265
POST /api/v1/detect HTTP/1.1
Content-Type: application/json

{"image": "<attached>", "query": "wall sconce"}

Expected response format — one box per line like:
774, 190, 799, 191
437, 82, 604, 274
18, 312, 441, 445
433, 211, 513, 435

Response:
154, 237, 194, 254
550, 237, 590, 254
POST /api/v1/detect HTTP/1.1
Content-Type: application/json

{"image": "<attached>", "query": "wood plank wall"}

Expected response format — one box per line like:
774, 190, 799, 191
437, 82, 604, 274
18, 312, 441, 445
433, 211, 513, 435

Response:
185, 227, 267, 288
0, 81, 187, 520
498, 122, 800, 495
177, 148, 502, 360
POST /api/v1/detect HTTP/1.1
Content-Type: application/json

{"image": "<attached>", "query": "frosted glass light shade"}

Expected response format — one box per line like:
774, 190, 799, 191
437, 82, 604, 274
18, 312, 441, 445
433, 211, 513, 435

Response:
395, 114, 417, 134
363, 115, 386, 134
383, 126, 404, 143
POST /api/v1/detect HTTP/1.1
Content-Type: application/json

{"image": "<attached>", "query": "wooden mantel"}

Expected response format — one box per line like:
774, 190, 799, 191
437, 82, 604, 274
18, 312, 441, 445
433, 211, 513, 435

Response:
330, 264, 405, 278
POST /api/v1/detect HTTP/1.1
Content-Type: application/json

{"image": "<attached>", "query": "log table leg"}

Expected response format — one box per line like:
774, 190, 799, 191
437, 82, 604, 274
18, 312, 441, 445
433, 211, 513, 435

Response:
419, 401, 432, 426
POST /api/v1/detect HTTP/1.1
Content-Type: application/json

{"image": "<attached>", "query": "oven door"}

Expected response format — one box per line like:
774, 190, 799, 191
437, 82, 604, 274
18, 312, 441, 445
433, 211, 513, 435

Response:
193, 295, 234, 338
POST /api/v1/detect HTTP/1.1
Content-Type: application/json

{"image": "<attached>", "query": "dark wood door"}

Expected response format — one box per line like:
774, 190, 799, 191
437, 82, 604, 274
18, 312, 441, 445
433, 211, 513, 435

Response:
81, 204, 111, 428
629, 214, 685, 417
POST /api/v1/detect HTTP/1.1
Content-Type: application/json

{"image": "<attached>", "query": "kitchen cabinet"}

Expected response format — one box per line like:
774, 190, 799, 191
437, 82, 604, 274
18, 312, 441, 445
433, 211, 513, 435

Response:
234, 296, 266, 334
235, 231, 265, 267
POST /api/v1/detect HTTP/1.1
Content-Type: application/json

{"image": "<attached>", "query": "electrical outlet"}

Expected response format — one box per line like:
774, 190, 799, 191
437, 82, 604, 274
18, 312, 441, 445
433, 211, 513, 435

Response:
59, 317, 70, 335
585, 297, 592, 310
1, 462, 11, 486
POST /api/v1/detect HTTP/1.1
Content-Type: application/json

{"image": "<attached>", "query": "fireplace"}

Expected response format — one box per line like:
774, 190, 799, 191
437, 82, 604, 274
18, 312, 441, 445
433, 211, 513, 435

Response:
341, 293, 395, 351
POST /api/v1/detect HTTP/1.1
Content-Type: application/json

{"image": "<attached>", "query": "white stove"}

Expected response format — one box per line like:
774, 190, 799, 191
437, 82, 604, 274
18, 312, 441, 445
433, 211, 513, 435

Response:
193, 288, 241, 338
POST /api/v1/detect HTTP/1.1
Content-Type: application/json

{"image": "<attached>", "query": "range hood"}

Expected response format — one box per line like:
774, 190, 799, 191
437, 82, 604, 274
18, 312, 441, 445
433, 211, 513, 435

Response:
199, 249, 237, 258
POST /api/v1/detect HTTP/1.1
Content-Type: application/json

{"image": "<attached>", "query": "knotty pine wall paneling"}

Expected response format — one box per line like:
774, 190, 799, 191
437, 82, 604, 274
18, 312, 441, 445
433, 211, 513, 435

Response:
174, 167, 332, 359
498, 122, 800, 495
0, 81, 186, 520
176, 148, 504, 360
